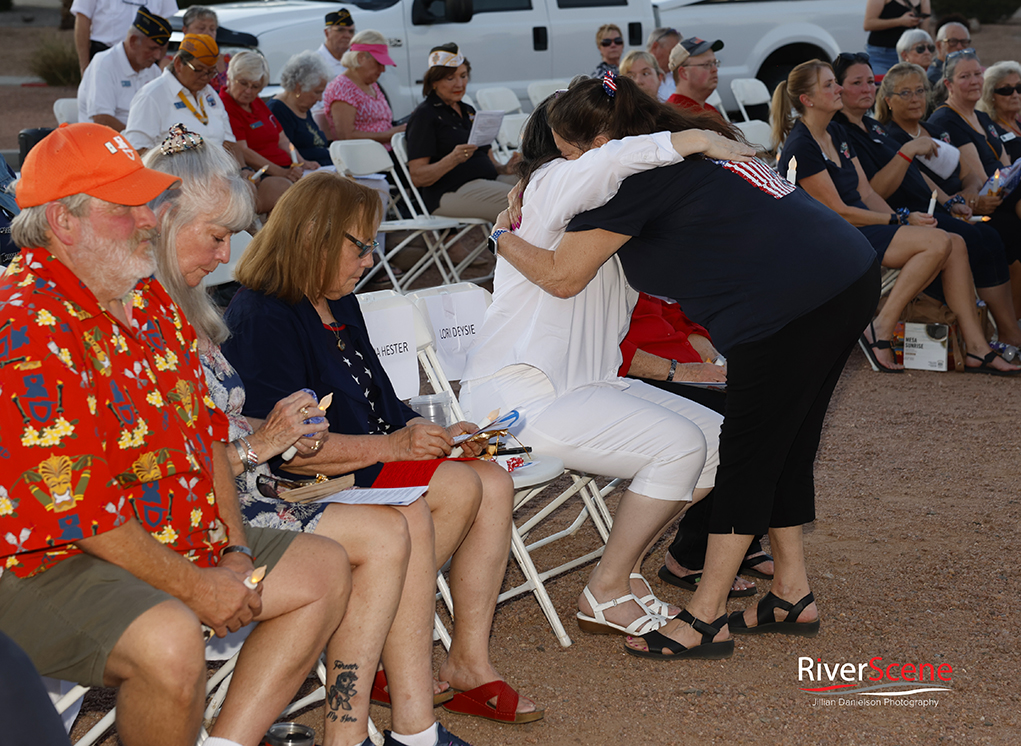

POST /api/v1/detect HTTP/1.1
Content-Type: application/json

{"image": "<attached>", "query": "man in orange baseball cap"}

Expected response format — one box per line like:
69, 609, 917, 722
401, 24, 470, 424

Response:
0, 121, 352, 746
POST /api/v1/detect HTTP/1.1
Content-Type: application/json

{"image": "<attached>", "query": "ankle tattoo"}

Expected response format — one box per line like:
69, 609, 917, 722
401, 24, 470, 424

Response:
326, 660, 359, 722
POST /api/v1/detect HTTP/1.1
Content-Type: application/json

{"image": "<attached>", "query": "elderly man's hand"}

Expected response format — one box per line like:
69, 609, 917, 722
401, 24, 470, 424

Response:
187, 563, 263, 637
386, 420, 454, 460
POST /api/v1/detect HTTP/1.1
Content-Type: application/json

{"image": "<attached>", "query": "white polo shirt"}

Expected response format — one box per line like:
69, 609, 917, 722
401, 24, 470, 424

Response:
124, 67, 235, 152
77, 42, 160, 126
313, 43, 347, 113
70, 0, 178, 48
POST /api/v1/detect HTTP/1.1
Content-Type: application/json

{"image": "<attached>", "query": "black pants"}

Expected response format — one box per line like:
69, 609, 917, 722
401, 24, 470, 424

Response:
633, 379, 764, 569
709, 261, 880, 535
0, 632, 72, 746
88, 40, 110, 61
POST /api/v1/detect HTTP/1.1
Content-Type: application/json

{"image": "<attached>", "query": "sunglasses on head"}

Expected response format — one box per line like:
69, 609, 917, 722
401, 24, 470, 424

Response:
651, 28, 678, 45
600, 36, 624, 47
994, 83, 1021, 96
945, 47, 976, 61
836, 52, 870, 65
913, 43, 936, 54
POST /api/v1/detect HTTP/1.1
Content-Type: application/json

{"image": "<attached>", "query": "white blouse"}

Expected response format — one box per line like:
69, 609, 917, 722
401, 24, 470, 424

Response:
461, 132, 683, 395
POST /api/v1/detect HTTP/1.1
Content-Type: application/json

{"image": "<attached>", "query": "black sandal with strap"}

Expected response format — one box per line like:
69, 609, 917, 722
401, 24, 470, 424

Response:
625, 609, 735, 660
728, 591, 820, 637
738, 552, 774, 580
860, 322, 902, 373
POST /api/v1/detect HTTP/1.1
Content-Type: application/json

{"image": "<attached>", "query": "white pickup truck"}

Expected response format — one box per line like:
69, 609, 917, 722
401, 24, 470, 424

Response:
187, 0, 866, 117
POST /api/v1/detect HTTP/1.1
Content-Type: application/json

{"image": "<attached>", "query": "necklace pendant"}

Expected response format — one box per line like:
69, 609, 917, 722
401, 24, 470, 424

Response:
337, 339, 346, 351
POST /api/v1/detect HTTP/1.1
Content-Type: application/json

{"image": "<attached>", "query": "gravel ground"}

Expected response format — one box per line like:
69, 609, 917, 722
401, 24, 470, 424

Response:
5, 11, 1017, 745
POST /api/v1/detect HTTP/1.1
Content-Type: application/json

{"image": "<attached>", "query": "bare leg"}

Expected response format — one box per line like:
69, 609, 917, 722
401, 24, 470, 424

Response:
384, 462, 480, 735
731, 525, 818, 628
311, 505, 411, 746
255, 176, 291, 214
211, 534, 351, 746
437, 462, 538, 713
977, 282, 1021, 347
868, 227, 950, 370
1010, 261, 1021, 319
103, 600, 207, 746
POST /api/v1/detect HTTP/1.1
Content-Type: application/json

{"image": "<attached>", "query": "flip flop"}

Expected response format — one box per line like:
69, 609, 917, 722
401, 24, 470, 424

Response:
861, 321, 902, 373
739, 552, 774, 580
624, 609, 734, 661
657, 565, 756, 598
728, 591, 820, 637
371, 670, 454, 708
965, 350, 1021, 377
442, 680, 544, 724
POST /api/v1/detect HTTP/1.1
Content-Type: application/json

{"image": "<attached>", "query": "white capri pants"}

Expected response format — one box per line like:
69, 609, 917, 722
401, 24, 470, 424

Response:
460, 365, 722, 502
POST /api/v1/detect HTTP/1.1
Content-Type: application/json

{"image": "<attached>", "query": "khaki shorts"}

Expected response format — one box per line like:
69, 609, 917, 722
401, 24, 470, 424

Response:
0, 526, 295, 686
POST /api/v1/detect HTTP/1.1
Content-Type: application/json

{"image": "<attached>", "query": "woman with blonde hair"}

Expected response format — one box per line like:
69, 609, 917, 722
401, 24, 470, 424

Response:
978, 60, 1021, 163
620, 49, 664, 100
773, 58, 1018, 374
221, 172, 542, 727
592, 23, 624, 78
323, 29, 405, 146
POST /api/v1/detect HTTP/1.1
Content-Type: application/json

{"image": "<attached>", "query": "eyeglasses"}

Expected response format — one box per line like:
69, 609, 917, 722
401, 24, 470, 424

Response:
943, 37, 972, 49
912, 43, 936, 54
836, 52, 871, 65
683, 58, 720, 70
232, 78, 264, 92
994, 83, 1021, 96
184, 60, 218, 79
345, 232, 379, 258
600, 37, 624, 47
945, 48, 976, 62
650, 28, 678, 45
889, 87, 927, 100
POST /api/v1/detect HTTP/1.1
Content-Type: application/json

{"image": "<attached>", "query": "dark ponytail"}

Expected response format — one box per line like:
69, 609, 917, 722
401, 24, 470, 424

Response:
546, 75, 739, 150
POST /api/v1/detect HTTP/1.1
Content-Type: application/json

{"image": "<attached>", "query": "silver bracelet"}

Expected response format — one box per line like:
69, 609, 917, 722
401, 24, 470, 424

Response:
236, 436, 258, 473
667, 359, 678, 382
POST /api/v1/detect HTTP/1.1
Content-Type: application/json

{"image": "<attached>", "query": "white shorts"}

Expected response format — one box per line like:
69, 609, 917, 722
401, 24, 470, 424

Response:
460, 365, 721, 501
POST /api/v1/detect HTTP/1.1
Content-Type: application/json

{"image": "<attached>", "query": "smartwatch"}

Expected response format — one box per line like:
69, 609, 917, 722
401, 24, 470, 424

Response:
487, 228, 510, 255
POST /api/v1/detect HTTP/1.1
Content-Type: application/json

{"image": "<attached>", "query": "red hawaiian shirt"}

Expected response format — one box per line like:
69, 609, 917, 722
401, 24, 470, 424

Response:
0, 248, 229, 578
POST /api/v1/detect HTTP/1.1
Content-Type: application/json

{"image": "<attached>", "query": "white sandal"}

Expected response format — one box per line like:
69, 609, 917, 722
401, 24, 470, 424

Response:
576, 586, 668, 637
630, 573, 677, 617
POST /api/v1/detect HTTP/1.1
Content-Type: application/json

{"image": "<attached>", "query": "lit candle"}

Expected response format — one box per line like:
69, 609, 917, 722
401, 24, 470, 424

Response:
289, 143, 300, 166
992, 169, 1002, 194
248, 164, 269, 182
244, 565, 267, 589
282, 394, 332, 461
786, 156, 797, 185
927, 189, 937, 216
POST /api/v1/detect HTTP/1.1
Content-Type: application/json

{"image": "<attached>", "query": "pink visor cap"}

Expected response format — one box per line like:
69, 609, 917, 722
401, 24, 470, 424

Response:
352, 43, 395, 66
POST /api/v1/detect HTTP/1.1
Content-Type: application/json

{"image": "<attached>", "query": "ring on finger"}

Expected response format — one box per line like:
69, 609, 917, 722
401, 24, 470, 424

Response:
300, 405, 312, 419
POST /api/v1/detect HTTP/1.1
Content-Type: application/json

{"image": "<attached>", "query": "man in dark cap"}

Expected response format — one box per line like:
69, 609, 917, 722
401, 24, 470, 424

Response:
71, 0, 178, 73
667, 36, 725, 116
77, 8, 171, 131
317, 8, 355, 80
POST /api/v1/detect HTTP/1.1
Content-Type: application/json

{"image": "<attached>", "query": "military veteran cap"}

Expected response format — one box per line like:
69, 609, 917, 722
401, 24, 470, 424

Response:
179, 33, 219, 66
325, 8, 353, 26
15, 123, 180, 208
133, 7, 172, 45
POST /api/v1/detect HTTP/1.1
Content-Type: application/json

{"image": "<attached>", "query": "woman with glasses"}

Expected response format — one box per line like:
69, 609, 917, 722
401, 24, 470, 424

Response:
145, 131, 501, 746
221, 51, 318, 183
221, 170, 542, 727
774, 59, 1018, 374
323, 30, 406, 147
896, 28, 935, 70
591, 23, 624, 78
863, 0, 931, 75
978, 61, 1021, 164
833, 57, 1021, 352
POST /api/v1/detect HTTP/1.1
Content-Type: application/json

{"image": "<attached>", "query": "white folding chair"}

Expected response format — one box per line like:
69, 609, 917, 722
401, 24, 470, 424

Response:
330, 139, 470, 292
733, 119, 774, 153
53, 98, 78, 125
402, 283, 618, 648
390, 133, 493, 284
474, 86, 522, 115
527, 79, 569, 108
201, 230, 252, 288
730, 77, 772, 122
705, 89, 729, 122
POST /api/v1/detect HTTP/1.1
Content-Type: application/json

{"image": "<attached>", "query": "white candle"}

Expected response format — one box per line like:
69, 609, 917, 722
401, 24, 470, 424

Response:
289, 143, 300, 166
786, 156, 797, 185
927, 189, 937, 215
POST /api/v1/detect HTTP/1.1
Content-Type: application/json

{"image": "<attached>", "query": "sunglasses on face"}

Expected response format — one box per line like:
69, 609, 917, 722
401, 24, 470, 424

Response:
600, 37, 624, 47
994, 84, 1021, 96
912, 43, 936, 54
345, 232, 378, 258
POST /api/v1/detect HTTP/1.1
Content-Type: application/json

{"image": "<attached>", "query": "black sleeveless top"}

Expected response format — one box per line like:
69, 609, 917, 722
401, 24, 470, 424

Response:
868, 0, 920, 49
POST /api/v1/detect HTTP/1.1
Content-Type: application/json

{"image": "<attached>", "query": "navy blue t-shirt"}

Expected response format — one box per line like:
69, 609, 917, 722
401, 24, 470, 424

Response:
783, 120, 867, 208
884, 119, 964, 195
565, 158, 876, 353
266, 98, 331, 166
928, 106, 1006, 177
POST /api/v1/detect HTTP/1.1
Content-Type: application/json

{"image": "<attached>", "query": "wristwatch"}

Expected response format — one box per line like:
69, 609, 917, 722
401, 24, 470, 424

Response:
487, 228, 510, 255
221, 545, 254, 560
